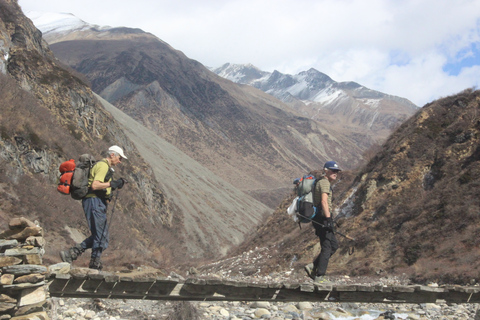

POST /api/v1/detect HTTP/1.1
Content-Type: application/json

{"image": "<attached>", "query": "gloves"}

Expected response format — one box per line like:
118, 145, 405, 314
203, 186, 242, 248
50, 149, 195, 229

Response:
325, 217, 335, 233
110, 178, 126, 190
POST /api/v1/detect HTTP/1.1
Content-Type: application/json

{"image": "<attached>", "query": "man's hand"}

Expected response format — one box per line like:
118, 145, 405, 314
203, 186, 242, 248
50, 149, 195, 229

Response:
325, 217, 335, 233
110, 178, 126, 190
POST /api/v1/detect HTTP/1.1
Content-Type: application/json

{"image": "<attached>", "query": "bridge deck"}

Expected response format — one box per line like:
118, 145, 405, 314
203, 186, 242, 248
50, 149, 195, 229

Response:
47, 271, 480, 304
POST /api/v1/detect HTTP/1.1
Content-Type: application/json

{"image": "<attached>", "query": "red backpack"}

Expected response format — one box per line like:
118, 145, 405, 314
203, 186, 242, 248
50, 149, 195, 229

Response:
57, 159, 76, 195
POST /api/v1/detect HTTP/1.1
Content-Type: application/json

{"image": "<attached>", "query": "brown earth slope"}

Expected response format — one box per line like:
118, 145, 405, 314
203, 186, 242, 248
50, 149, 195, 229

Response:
234, 89, 480, 285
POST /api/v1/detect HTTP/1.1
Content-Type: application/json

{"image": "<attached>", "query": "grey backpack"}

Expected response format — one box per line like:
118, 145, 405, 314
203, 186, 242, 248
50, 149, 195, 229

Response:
296, 174, 317, 223
70, 154, 96, 200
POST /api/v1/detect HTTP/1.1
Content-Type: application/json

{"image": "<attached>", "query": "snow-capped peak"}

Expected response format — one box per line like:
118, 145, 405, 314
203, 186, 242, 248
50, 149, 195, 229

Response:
213, 63, 269, 85
25, 11, 110, 36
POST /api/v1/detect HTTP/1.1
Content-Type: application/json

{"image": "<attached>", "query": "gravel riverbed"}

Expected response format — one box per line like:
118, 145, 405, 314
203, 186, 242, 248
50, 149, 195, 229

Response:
49, 296, 480, 320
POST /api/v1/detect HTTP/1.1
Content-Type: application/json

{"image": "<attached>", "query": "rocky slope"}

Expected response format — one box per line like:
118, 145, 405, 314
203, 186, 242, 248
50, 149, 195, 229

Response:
233, 89, 480, 284
28, 12, 377, 209
214, 63, 418, 149
95, 94, 270, 258
0, 0, 268, 266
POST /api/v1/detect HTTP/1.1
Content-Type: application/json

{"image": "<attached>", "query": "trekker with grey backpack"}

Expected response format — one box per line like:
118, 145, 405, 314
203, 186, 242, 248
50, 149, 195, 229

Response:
304, 161, 342, 284
59, 145, 128, 270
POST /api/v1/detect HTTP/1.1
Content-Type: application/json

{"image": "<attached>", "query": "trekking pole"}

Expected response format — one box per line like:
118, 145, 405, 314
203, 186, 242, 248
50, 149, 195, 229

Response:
97, 187, 121, 251
108, 188, 120, 227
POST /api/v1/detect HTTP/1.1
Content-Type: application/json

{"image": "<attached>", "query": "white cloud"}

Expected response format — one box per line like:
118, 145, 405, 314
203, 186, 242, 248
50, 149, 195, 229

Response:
18, 0, 480, 107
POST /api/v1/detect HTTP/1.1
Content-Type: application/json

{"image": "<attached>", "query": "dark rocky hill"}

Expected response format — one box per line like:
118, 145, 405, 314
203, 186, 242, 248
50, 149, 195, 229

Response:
0, 0, 176, 267
234, 89, 480, 285
0, 0, 268, 267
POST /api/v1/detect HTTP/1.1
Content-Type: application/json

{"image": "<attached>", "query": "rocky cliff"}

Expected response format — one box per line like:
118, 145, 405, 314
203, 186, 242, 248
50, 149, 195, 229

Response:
0, 0, 177, 266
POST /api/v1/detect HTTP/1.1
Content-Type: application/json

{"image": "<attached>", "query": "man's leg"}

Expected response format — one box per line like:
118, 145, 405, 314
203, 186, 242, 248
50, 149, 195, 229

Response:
59, 198, 93, 263
314, 230, 338, 276
83, 197, 109, 269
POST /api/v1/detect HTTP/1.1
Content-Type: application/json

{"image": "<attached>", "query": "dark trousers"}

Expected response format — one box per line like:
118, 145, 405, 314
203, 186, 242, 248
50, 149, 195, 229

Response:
81, 197, 109, 259
313, 226, 339, 276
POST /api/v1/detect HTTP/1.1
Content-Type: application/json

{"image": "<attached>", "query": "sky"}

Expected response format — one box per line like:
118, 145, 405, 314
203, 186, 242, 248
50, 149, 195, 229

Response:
18, 0, 480, 107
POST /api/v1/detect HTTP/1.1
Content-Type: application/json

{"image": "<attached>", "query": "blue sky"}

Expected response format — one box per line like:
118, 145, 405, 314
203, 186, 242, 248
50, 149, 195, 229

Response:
443, 43, 480, 76
18, 0, 480, 107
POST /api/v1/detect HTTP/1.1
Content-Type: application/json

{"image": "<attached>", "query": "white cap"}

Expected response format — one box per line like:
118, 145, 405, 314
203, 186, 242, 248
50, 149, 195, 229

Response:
109, 145, 127, 159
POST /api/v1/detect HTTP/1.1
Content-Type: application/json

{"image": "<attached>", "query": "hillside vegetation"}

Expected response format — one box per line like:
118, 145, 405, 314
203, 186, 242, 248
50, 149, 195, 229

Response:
235, 89, 480, 284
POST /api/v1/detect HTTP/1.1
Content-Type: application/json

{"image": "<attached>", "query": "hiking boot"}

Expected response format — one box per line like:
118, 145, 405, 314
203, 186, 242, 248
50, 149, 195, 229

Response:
59, 244, 84, 263
89, 257, 103, 270
304, 263, 315, 280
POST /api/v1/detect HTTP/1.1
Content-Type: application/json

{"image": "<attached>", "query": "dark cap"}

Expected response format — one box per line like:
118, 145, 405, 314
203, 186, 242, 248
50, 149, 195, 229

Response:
324, 161, 342, 171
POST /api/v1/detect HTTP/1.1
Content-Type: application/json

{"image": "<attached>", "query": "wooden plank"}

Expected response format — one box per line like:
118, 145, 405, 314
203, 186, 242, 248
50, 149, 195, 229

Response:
333, 285, 356, 292
214, 285, 278, 301
109, 280, 156, 299
144, 280, 179, 299
47, 278, 69, 296
93, 279, 118, 298
300, 284, 315, 293
80, 279, 104, 293
440, 291, 479, 303
392, 286, 415, 292
177, 283, 217, 297
329, 291, 386, 303
61, 278, 85, 294
275, 286, 330, 302
356, 285, 375, 292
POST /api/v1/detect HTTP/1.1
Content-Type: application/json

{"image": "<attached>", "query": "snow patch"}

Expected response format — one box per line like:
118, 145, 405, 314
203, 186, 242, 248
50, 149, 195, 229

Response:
361, 98, 381, 109
313, 88, 343, 104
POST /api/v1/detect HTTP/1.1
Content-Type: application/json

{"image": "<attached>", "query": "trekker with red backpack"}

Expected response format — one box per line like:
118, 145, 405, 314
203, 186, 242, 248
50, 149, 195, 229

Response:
60, 145, 128, 270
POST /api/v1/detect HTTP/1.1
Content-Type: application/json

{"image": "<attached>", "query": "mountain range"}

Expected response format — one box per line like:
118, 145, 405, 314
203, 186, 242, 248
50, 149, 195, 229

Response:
1, 4, 418, 266
214, 63, 418, 148
27, 10, 410, 208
